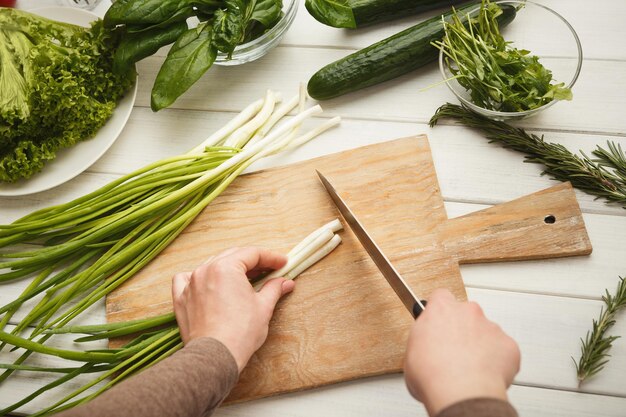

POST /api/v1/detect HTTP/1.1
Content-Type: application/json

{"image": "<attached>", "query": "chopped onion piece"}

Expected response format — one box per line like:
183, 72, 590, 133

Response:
285, 234, 342, 281
287, 219, 342, 258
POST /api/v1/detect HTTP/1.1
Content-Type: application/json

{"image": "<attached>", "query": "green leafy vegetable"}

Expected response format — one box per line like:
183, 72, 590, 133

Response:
305, 0, 354, 28
151, 23, 217, 111
248, 0, 283, 27
105, 0, 284, 111
433, 0, 572, 112
212, 0, 245, 55
104, 0, 196, 26
305, 0, 465, 29
113, 21, 188, 73
0, 8, 134, 183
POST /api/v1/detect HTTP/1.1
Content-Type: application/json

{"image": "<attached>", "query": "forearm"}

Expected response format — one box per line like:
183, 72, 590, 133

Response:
55, 337, 238, 417
435, 398, 518, 417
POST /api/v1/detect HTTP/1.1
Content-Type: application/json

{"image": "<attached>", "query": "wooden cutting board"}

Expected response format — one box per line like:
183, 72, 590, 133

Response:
106, 135, 592, 403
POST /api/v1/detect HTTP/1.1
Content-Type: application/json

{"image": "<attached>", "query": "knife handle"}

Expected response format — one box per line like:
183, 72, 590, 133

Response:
412, 300, 427, 319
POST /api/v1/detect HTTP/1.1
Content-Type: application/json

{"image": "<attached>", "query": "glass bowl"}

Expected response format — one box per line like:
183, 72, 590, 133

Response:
214, 0, 298, 66
439, 0, 583, 121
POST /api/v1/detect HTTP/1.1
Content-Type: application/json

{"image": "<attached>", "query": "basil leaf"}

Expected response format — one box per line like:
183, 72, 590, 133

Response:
249, 0, 282, 27
113, 22, 188, 72
304, 0, 355, 29
105, 0, 194, 26
150, 23, 217, 111
124, 8, 195, 34
212, 0, 245, 55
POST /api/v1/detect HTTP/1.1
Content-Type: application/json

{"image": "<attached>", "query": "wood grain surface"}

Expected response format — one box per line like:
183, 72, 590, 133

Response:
105, 136, 591, 403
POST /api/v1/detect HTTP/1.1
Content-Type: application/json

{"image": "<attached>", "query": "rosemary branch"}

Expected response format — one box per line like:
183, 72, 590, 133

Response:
429, 103, 626, 207
574, 277, 626, 384
429, 103, 626, 384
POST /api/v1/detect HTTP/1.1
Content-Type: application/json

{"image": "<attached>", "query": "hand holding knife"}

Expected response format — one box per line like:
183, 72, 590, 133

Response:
316, 171, 427, 318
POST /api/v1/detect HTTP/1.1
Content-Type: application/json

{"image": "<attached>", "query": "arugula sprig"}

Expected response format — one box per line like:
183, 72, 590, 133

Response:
432, 0, 572, 112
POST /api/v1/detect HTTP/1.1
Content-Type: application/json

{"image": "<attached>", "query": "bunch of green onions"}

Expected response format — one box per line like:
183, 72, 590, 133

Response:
0, 88, 341, 415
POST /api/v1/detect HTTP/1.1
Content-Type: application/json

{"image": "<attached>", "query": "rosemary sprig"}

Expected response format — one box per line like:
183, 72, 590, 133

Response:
574, 277, 626, 384
429, 103, 626, 206
429, 102, 626, 384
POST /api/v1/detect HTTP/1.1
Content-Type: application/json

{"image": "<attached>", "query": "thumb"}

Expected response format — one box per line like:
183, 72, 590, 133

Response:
258, 278, 292, 312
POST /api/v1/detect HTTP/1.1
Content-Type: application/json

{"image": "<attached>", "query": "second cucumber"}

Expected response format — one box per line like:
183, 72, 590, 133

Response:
307, 2, 517, 100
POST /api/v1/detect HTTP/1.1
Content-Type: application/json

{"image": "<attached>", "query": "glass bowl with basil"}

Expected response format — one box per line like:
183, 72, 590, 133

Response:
215, 0, 298, 65
105, 0, 298, 111
436, 0, 582, 121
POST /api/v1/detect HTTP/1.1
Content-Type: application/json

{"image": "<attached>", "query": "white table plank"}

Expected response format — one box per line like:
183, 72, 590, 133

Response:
3, 111, 625, 223
2, 287, 626, 415
467, 288, 626, 397
130, 49, 626, 135
215, 377, 626, 417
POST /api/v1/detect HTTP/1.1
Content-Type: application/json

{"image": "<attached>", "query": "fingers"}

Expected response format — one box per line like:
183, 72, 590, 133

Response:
428, 288, 456, 304
201, 247, 241, 265
201, 247, 287, 277
223, 247, 287, 273
172, 271, 192, 343
258, 278, 293, 312
172, 271, 191, 301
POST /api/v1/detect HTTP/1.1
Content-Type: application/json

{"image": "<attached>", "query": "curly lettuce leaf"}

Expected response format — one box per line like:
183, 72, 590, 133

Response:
0, 9, 134, 183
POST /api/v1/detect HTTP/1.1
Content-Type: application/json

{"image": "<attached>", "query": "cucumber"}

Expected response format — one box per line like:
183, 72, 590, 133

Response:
307, 2, 516, 100
305, 0, 466, 29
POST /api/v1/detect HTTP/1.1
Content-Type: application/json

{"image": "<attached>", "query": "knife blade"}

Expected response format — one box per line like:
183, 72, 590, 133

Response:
316, 170, 426, 319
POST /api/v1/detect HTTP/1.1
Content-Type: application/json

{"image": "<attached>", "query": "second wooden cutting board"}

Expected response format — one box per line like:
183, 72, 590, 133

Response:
106, 135, 591, 402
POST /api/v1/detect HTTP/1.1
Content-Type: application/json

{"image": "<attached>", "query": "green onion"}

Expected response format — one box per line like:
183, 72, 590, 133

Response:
0, 218, 344, 415
0, 89, 342, 415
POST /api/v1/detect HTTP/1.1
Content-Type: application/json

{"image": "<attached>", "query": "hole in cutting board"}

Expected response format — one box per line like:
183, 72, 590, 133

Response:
544, 215, 556, 224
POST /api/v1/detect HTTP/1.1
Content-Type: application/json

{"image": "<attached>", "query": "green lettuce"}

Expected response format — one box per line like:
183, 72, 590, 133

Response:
0, 8, 134, 183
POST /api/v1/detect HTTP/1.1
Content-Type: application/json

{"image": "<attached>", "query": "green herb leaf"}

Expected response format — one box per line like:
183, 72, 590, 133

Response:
433, 0, 572, 112
305, 0, 355, 29
249, 0, 283, 27
212, 0, 245, 55
150, 22, 217, 111
104, 0, 194, 27
113, 21, 188, 72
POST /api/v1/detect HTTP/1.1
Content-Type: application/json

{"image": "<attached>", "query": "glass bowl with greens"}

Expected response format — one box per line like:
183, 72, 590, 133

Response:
215, 0, 298, 65
437, 0, 582, 121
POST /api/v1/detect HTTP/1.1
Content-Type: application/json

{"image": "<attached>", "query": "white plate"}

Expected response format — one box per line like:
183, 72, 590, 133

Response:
0, 6, 138, 196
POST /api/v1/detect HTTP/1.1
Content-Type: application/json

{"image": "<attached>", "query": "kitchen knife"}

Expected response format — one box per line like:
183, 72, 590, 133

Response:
316, 171, 426, 319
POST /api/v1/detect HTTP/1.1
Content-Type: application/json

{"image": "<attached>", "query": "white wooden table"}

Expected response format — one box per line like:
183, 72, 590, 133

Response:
2, 0, 626, 415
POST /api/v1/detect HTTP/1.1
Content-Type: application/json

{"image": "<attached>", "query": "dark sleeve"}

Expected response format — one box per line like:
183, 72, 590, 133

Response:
436, 398, 518, 417
56, 337, 239, 417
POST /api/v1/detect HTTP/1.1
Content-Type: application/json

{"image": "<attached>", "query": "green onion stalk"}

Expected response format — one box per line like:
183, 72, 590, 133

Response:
0, 216, 344, 415
0, 89, 341, 415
